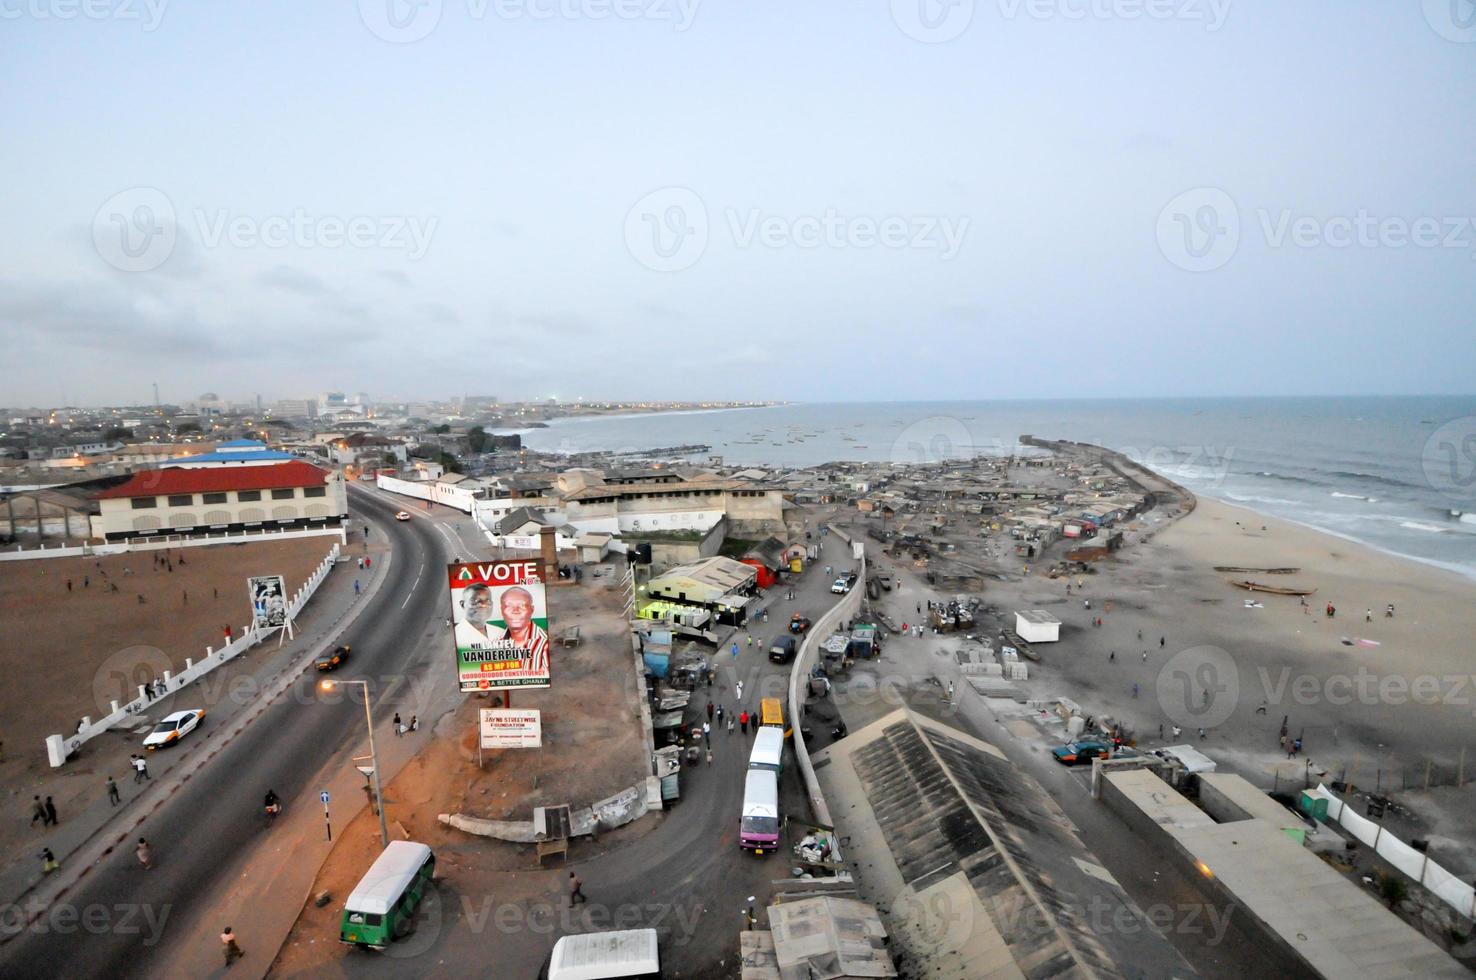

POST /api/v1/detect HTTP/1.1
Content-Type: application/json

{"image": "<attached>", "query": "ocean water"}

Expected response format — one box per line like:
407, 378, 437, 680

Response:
514, 397, 1476, 577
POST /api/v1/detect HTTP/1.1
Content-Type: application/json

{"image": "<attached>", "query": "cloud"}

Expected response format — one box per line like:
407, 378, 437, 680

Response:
514, 311, 593, 336
258, 265, 333, 296
378, 269, 413, 287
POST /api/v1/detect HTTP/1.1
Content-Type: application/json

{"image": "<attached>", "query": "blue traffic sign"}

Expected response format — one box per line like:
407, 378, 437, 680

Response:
320, 791, 330, 804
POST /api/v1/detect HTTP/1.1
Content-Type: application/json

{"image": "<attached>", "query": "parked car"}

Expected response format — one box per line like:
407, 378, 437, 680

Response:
788, 614, 812, 634
315, 644, 351, 671
1051, 740, 1112, 766
768, 635, 797, 663
394, 511, 411, 521
143, 709, 205, 750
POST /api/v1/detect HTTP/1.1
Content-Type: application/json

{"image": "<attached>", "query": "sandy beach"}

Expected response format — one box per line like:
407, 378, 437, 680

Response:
990, 496, 1476, 861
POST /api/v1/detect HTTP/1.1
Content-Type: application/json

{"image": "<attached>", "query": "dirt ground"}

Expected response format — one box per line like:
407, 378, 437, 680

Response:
0, 537, 336, 771
272, 564, 657, 976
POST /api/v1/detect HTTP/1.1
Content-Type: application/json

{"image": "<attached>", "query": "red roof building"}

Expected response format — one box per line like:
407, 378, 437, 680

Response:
96, 461, 331, 499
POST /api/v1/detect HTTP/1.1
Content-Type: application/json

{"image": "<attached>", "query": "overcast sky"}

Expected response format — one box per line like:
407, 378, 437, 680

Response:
3, 1, 1474, 407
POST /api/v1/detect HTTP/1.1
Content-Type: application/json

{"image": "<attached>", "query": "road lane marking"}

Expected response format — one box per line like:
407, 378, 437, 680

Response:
402, 561, 425, 609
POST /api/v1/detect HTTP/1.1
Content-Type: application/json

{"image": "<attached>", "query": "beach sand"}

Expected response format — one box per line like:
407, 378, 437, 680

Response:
991, 496, 1476, 866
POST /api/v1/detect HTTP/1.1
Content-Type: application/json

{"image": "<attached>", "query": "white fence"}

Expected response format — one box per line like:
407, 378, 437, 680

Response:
44, 542, 342, 767
1310, 784, 1476, 919
789, 524, 865, 828
0, 525, 345, 563
376, 473, 478, 512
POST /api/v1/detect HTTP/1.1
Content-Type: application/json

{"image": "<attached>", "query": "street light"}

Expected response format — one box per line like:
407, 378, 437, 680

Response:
321, 678, 390, 849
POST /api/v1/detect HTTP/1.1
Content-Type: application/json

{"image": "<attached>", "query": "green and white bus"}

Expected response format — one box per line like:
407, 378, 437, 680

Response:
339, 841, 435, 950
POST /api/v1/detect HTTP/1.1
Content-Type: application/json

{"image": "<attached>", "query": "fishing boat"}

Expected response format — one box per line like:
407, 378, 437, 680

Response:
1214, 566, 1300, 574
1228, 580, 1316, 596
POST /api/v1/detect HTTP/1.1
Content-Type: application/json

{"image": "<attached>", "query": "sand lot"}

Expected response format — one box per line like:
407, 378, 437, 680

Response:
0, 537, 337, 769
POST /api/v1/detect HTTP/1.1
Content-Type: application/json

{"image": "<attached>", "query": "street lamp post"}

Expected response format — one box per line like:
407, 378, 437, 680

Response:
322, 678, 390, 849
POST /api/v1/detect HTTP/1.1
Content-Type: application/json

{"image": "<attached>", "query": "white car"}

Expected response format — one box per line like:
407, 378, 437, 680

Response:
142, 709, 205, 750
830, 578, 849, 594
394, 511, 411, 521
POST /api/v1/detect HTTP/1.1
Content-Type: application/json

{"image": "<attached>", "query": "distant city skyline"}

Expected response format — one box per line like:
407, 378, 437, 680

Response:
3, 5, 1474, 405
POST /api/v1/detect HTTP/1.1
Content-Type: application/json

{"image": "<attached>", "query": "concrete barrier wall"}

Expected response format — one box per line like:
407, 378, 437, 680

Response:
44, 542, 342, 767
788, 524, 864, 828
0, 525, 344, 562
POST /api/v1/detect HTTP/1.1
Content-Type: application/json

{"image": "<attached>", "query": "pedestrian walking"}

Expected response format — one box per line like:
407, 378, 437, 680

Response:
1158, 723, 1164, 739
703, 721, 711, 746
715, 704, 724, 721
1141, 651, 1147, 662
727, 714, 735, 733
740, 711, 749, 734
706, 749, 713, 765
40, 848, 58, 874
30, 795, 46, 827
410, 716, 418, 732
66, 579, 73, 592
221, 926, 244, 966
1108, 650, 1115, 662
568, 871, 586, 905
731, 642, 739, 659
947, 681, 955, 701
746, 634, 753, 647
736, 681, 744, 701
916, 603, 921, 614
706, 702, 714, 721
1198, 727, 1207, 741
1159, 636, 1165, 648
213, 587, 218, 600
133, 754, 150, 783
182, 590, 188, 605
394, 713, 403, 736
1386, 603, 1395, 618
354, 579, 360, 595
1131, 683, 1139, 698
1137, 629, 1143, 641
83, 576, 89, 588
107, 776, 121, 805
136, 837, 153, 869
44, 797, 57, 826
1365, 608, 1372, 622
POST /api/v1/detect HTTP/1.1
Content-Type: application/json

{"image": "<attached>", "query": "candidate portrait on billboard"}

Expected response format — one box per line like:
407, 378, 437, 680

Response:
248, 574, 287, 629
448, 560, 551, 691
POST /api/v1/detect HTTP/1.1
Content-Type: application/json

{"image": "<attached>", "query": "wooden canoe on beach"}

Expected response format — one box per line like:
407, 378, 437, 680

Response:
1214, 566, 1300, 574
1228, 579, 1316, 596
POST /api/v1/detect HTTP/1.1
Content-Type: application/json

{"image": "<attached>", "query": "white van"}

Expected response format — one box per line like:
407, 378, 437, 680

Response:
541, 928, 661, 980
748, 726, 784, 776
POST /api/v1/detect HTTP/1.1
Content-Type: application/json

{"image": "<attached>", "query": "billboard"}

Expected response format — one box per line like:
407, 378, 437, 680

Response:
248, 574, 288, 629
479, 708, 542, 749
448, 560, 551, 691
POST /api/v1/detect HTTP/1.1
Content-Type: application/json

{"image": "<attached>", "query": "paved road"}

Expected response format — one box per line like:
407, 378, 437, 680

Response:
281, 528, 853, 980
0, 488, 450, 978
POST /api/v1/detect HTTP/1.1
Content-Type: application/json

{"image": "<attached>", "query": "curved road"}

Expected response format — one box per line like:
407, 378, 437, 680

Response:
0, 488, 450, 978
